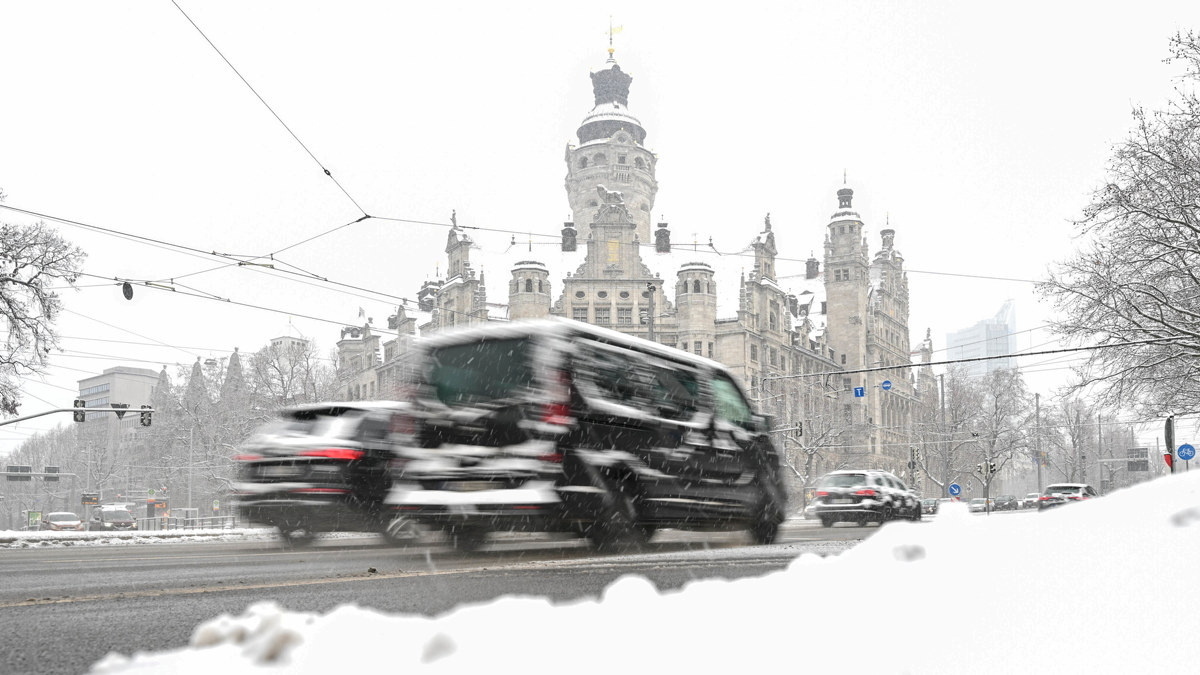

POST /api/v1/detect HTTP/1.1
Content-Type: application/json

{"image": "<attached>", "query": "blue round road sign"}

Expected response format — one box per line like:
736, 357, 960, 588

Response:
948, 483, 962, 496
881, 380, 892, 391
1178, 444, 1196, 461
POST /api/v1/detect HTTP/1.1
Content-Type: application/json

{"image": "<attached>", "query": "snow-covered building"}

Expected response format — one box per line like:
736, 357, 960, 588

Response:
335, 46, 930, 484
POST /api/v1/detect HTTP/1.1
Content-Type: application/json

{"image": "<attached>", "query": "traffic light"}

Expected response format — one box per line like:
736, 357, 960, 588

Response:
989, 461, 998, 474
140, 405, 153, 427
73, 399, 86, 423
976, 463, 983, 474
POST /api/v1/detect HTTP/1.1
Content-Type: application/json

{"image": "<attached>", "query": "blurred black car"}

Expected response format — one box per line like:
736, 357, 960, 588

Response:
232, 401, 419, 546
387, 319, 787, 552
994, 495, 1018, 511
1037, 483, 1098, 510
89, 507, 136, 531
804, 469, 922, 527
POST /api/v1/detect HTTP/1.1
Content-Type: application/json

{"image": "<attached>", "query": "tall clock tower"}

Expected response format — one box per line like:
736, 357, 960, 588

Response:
564, 48, 659, 243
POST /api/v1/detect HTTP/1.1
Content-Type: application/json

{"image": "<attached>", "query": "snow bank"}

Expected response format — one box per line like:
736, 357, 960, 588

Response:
91, 471, 1200, 673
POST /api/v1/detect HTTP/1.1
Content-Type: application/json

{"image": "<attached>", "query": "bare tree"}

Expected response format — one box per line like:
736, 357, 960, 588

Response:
0, 193, 87, 415
1040, 32, 1200, 414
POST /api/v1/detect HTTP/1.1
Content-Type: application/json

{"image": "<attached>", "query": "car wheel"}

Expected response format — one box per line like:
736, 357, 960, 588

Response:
750, 470, 785, 545
911, 504, 922, 521
278, 526, 316, 547
819, 516, 833, 528
447, 525, 488, 553
379, 515, 420, 546
587, 489, 647, 552
880, 505, 895, 524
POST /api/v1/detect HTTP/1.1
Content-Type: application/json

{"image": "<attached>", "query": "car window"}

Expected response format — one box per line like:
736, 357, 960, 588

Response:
872, 476, 885, 487
818, 473, 867, 488
709, 372, 754, 428
427, 338, 535, 406
573, 341, 660, 411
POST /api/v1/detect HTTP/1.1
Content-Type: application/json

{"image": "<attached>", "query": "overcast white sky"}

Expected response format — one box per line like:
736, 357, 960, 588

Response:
2, 1, 1197, 455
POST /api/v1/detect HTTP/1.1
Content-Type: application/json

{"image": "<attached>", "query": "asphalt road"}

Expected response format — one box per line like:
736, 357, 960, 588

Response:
0, 519, 876, 674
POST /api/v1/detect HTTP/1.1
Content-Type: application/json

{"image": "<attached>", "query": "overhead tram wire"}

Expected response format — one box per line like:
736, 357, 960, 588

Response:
1, 201, 1055, 323
766, 336, 1183, 382
169, 0, 367, 218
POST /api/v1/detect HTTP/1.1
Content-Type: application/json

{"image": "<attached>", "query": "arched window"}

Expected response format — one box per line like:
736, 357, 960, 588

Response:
578, 157, 588, 169
693, 279, 701, 293
593, 153, 607, 164
537, 279, 544, 292
525, 279, 533, 293
635, 157, 645, 169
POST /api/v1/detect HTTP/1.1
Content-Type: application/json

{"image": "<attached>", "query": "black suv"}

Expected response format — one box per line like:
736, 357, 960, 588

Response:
232, 401, 419, 545
387, 318, 787, 551
805, 469, 922, 527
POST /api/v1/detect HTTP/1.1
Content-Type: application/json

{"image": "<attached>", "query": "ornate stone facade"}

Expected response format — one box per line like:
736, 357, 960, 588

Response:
335, 48, 928, 489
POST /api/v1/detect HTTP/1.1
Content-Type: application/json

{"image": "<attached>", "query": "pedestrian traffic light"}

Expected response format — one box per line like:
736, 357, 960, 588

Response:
73, 399, 86, 423
139, 405, 153, 427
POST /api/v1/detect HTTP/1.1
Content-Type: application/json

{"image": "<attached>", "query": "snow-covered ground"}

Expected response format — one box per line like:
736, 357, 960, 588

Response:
77, 470, 1199, 673
0, 527, 280, 548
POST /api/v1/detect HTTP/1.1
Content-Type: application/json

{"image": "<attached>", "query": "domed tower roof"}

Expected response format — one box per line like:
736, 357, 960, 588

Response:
829, 186, 863, 224
577, 49, 647, 145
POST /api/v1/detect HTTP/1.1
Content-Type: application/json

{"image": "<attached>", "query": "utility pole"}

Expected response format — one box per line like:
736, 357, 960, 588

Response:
646, 282, 657, 343
938, 373, 948, 496
1035, 393, 1042, 492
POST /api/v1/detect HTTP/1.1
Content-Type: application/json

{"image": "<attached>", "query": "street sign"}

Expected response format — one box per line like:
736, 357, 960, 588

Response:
948, 483, 962, 496
853, 387, 865, 398
81, 492, 99, 506
212, 499, 220, 511
1178, 444, 1196, 461
148, 488, 156, 497
881, 380, 892, 391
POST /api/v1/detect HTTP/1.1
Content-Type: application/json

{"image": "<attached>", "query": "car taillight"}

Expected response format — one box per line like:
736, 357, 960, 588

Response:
298, 448, 364, 461
233, 454, 263, 461
853, 489, 878, 497
291, 488, 350, 494
537, 452, 564, 463
540, 369, 573, 426
1039, 495, 1053, 501
815, 490, 830, 497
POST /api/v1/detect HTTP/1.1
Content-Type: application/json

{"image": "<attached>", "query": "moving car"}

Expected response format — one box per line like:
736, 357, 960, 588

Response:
1019, 492, 1042, 509
89, 507, 136, 531
232, 401, 419, 546
1037, 483, 1098, 510
40, 512, 84, 531
921, 498, 939, 515
387, 318, 787, 551
805, 469, 921, 527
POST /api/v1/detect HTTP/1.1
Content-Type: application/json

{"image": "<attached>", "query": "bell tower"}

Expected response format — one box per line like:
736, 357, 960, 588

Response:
564, 47, 658, 242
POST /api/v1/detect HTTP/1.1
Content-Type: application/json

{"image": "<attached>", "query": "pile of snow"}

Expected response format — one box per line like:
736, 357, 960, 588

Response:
0, 528, 279, 548
92, 471, 1200, 673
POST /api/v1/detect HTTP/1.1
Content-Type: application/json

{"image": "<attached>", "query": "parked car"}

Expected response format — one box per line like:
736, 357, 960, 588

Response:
387, 318, 787, 551
968, 497, 995, 513
921, 498, 940, 515
1019, 492, 1042, 509
89, 507, 136, 531
1037, 483, 1098, 510
40, 512, 84, 531
805, 469, 921, 527
994, 495, 1018, 511
232, 401, 420, 546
